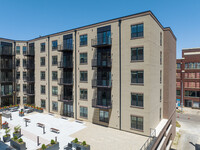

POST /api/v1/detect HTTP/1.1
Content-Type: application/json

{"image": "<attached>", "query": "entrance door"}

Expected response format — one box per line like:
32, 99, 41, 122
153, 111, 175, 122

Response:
63, 103, 73, 117
184, 100, 192, 107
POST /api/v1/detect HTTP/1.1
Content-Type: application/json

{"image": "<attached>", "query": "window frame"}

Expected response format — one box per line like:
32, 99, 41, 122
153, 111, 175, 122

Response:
80, 88, 88, 100
80, 34, 88, 46
131, 46, 144, 62
131, 115, 143, 131
80, 53, 88, 64
40, 43, 45, 52
131, 93, 144, 108
80, 106, 88, 118
131, 23, 144, 39
131, 70, 144, 85
80, 71, 88, 82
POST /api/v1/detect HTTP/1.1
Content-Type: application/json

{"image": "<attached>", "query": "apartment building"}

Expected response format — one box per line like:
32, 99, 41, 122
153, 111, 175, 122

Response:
176, 48, 200, 108
0, 11, 176, 149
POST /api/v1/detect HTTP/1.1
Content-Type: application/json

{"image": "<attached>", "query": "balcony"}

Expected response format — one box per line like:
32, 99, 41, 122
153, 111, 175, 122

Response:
24, 89, 35, 96
92, 79, 112, 88
24, 63, 34, 69
0, 78, 13, 83
58, 95, 73, 103
57, 44, 73, 52
24, 77, 34, 82
92, 59, 112, 68
91, 36, 112, 47
58, 61, 73, 69
92, 98, 112, 109
58, 78, 73, 85
0, 64, 15, 70
0, 48, 13, 56
24, 50, 34, 56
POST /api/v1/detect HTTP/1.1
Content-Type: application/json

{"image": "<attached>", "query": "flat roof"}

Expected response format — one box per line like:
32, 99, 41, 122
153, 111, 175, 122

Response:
1, 111, 148, 150
0, 10, 176, 42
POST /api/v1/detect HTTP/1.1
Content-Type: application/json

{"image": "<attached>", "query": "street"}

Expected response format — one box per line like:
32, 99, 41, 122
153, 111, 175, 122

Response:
176, 110, 200, 150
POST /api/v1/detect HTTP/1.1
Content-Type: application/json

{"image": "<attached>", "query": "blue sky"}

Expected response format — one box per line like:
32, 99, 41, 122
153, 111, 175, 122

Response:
0, 0, 199, 58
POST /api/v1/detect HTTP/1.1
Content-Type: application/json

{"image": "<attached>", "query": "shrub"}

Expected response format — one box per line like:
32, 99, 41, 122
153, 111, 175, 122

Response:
41, 144, 47, 150
14, 135, 18, 140
73, 138, 78, 143
18, 138, 23, 143
14, 125, 21, 133
5, 128, 10, 136
51, 139, 56, 145
82, 141, 86, 146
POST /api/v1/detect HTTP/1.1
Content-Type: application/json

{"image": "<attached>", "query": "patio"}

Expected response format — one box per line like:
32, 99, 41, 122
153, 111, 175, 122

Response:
0, 110, 148, 150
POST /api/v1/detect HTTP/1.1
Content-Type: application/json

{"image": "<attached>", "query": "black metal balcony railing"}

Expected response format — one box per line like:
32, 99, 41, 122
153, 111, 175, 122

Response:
92, 98, 112, 109
92, 79, 112, 88
24, 89, 35, 95
58, 61, 73, 68
58, 95, 73, 103
57, 44, 73, 52
58, 78, 73, 85
0, 92, 13, 97
91, 36, 112, 47
0, 78, 13, 83
24, 77, 34, 82
24, 63, 34, 69
0, 48, 13, 56
24, 50, 34, 56
92, 59, 112, 68
0, 64, 15, 69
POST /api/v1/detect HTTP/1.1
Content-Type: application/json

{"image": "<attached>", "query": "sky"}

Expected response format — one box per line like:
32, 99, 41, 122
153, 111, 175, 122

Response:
0, 0, 200, 58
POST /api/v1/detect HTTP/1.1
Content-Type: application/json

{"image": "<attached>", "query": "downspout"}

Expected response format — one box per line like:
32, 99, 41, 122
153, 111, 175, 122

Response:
118, 19, 122, 130
74, 30, 77, 119
13, 41, 16, 105
48, 37, 50, 113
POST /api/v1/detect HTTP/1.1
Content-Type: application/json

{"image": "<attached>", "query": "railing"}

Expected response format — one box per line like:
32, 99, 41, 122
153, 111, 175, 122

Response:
58, 95, 73, 103
25, 89, 35, 95
24, 50, 34, 56
92, 79, 112, 87
0, 47, 13, 55
91, 36, 112, 47
58, 61, 73, 68
0, 92, 13, 97
24, 77, 34, 82
58, 78, 73, 85
57, 44, 73, 51
140, 128, 157, 150
0, 64, 15, 69
24, 63, 34, 69
92, 59, 112, 67
92, 98, 112, 109
0, 78, 13, 83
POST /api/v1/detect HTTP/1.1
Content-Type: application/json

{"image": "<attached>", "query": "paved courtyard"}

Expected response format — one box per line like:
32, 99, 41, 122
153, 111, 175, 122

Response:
0, 110, 148, 150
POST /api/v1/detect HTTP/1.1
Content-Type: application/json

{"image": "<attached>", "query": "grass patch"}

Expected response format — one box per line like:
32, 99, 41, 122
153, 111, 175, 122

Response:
176, 109, 183, 113
176, 121, 181, 128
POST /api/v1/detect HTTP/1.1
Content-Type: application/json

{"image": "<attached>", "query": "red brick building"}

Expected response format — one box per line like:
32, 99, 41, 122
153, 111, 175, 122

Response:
176, 48, 200, 108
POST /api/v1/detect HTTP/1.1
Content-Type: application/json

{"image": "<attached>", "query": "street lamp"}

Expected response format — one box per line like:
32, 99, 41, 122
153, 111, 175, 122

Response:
181, 70, 185, 112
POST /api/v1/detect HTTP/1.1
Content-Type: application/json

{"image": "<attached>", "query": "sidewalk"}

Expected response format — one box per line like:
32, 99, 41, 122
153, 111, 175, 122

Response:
177, 107, 200, 115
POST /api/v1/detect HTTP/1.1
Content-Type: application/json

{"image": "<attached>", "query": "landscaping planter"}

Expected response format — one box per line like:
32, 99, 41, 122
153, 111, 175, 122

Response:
10, 139, 26, 150
72, 142, 90, 150
3, 135, 10, 142
2, 123, 8, 129
47, 142, 59, 150
13, 132, 21, 138
37, 109, 43, 113
19, 113, 24, 117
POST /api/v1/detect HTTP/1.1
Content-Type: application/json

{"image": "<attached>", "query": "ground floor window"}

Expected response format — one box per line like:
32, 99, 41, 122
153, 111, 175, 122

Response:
99, 110, 109, 123
131, 116, 143, 131
80, 106, 88, 118
41, 99, 46, 108
23, 97, 27, 104
52, 101, 58, 111
17, 97, 20, 104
